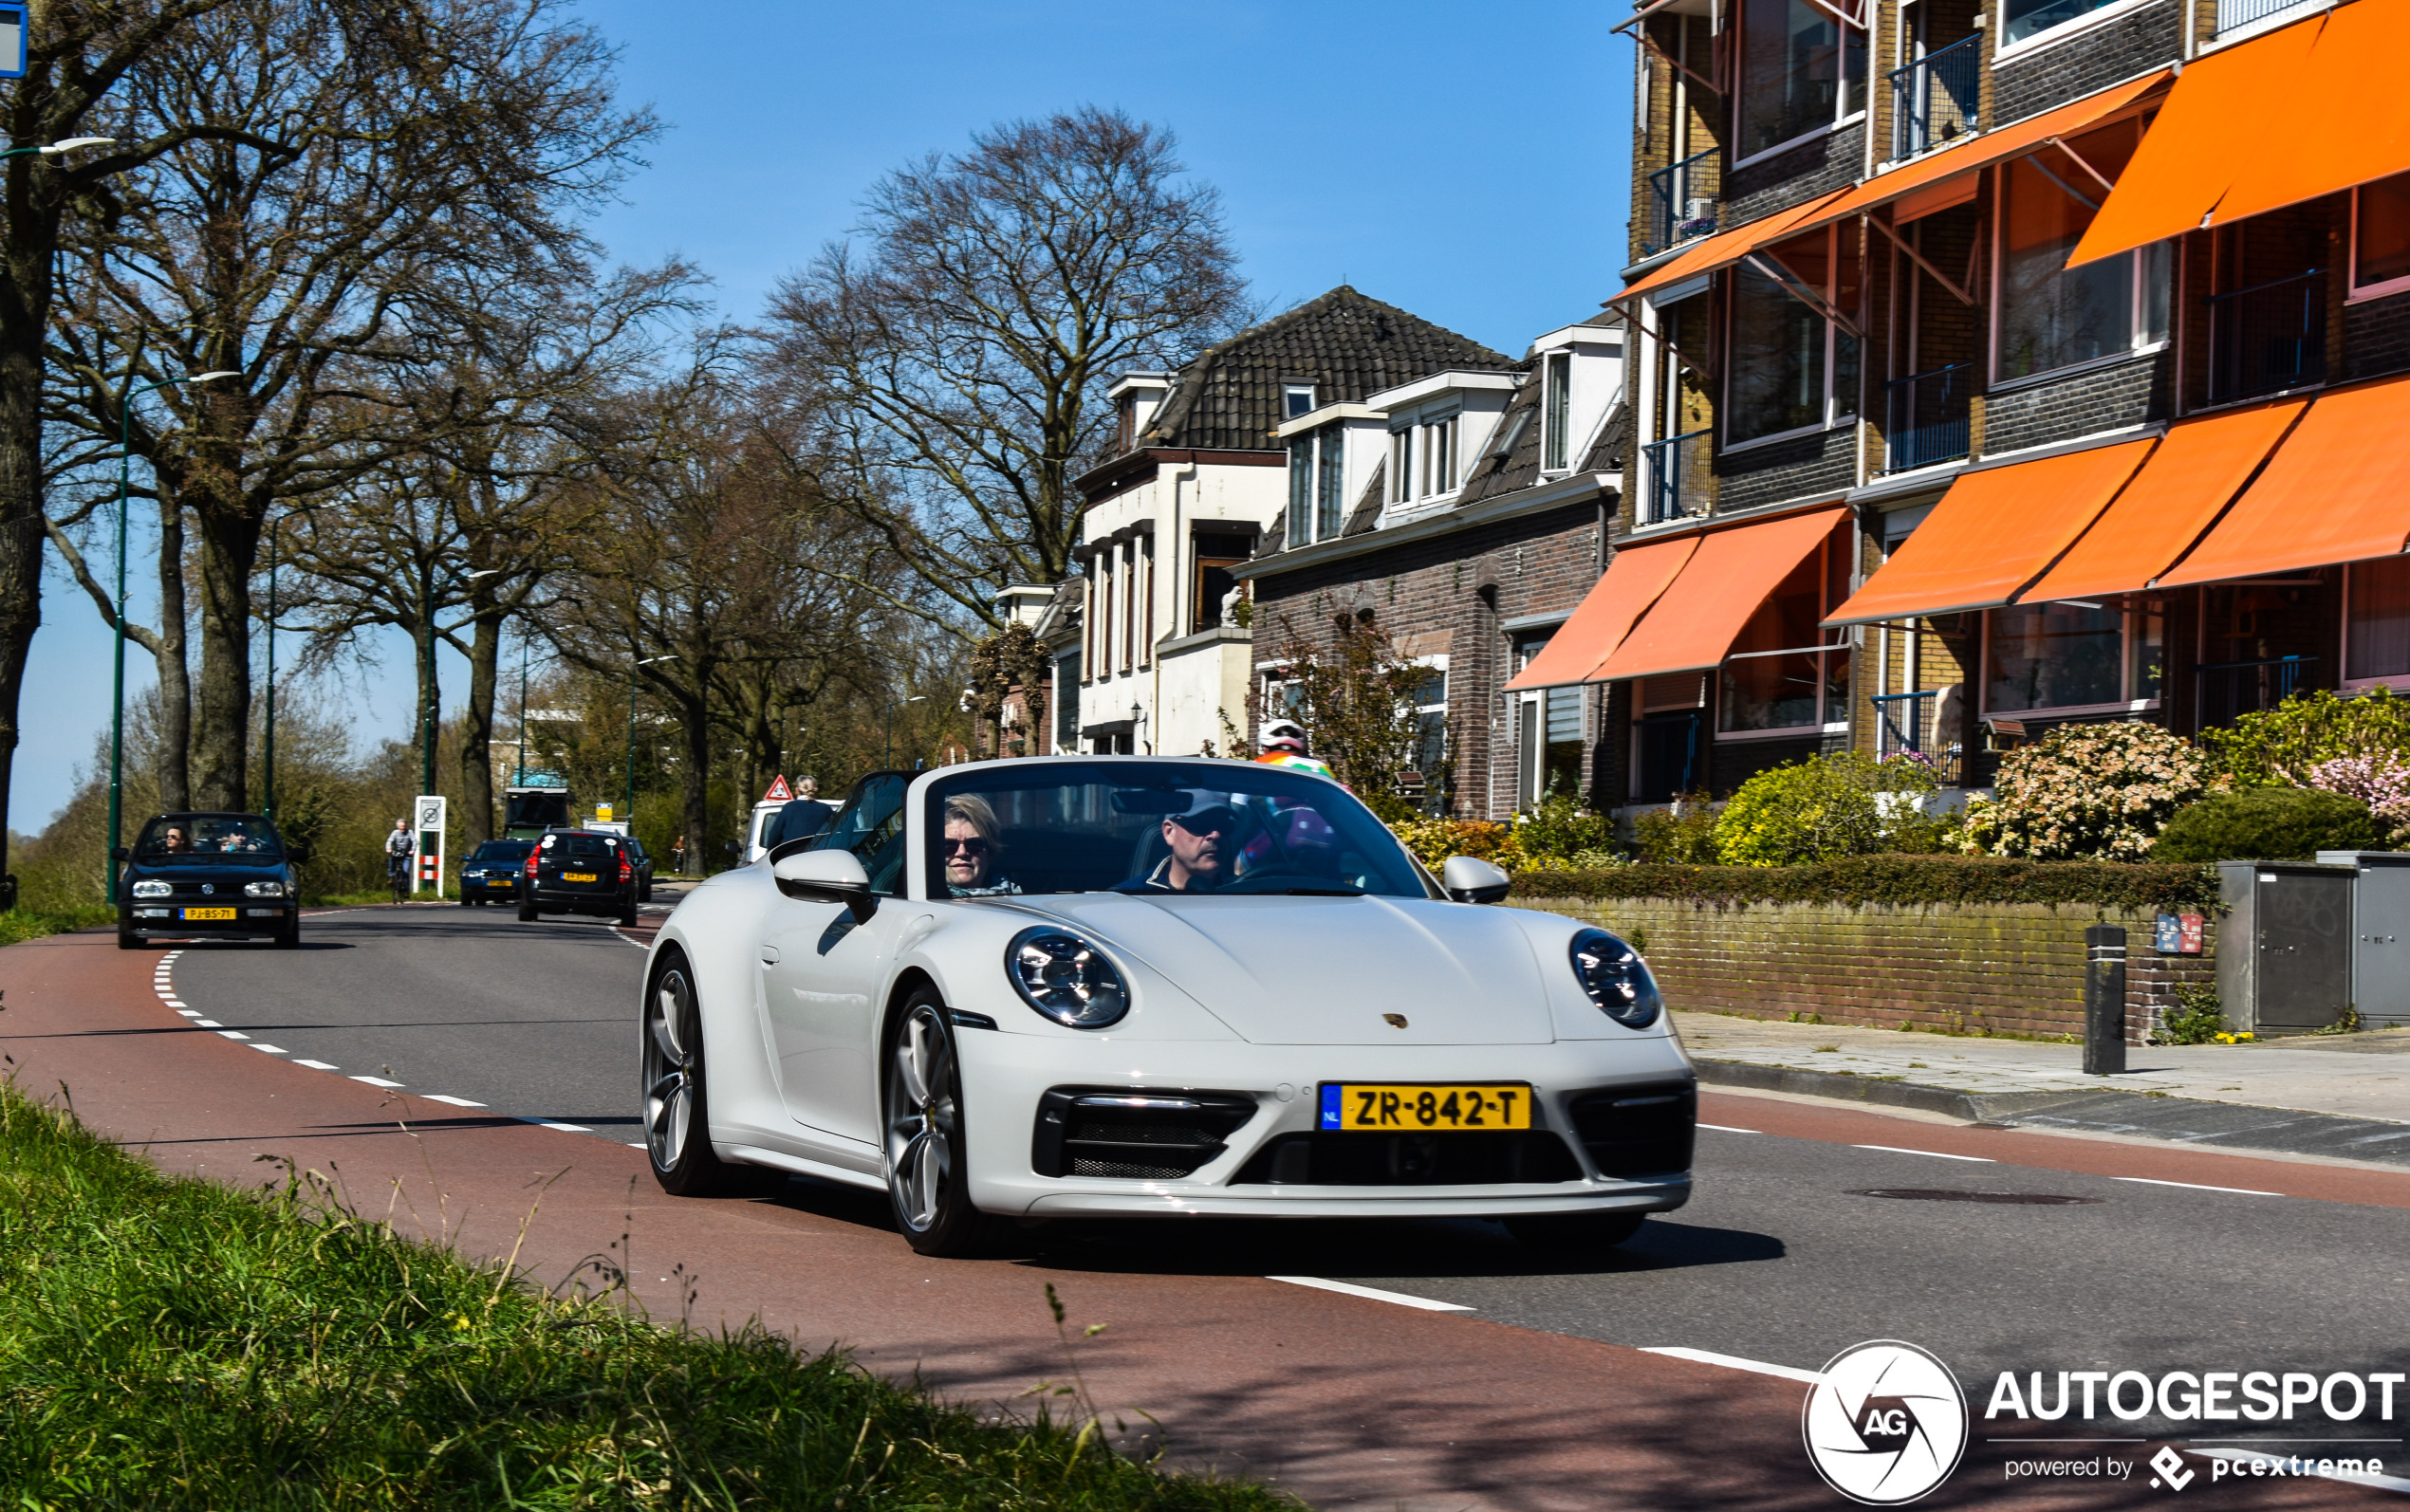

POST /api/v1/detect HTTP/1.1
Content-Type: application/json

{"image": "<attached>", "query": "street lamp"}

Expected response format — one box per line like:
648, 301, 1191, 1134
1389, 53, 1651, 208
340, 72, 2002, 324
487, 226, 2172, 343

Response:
0, 138, 115, 162
260, 504, 315, 821
104, 368, 238, 904
627, 655, 672, 821
885, 693, 926, 768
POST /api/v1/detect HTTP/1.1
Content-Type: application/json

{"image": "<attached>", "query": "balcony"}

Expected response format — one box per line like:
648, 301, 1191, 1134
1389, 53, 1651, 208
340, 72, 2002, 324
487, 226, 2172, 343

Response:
2215, 0, 2326, 34
1641, 149, 1719, 260
1888, 36, 1981, 163
1882, 363, 1973, 472
2196, 655, 2318, 733
2207, 268, 2327, 405
1641, 429, 1713, 525
1871, 690, 1965, 787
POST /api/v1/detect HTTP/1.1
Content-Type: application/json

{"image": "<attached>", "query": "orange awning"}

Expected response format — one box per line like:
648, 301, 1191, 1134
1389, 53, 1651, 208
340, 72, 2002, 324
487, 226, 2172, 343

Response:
2019, 399, 2306, 603
1790, 69, 2171, 240
1825, 440, 2157, 625
1596, 507, 1847, 681
2070, 1, 2410, 267
1621, 188, 1852, 303
2159, 373, 2410, 586
1503, 535, 1697, 691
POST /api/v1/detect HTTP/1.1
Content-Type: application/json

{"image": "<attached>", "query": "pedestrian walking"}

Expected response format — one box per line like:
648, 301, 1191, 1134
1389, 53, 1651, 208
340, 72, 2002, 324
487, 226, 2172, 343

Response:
672, 834, 688, 876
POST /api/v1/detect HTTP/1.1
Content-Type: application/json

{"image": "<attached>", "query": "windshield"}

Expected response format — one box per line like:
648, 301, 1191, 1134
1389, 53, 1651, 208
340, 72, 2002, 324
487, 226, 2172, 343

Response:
470, 842, 533, 864
922, 761, 1428, 899
136, 814, 284, 861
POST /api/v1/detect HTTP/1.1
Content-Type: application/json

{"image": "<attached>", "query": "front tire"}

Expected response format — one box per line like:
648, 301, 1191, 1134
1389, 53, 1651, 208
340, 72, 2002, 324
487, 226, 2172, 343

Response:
117, 929, 140, 950
643, 952, 746, 1196
1505, 1211, 1647, 1250
274, 919, 300, 950
883, 991, 1011, 1258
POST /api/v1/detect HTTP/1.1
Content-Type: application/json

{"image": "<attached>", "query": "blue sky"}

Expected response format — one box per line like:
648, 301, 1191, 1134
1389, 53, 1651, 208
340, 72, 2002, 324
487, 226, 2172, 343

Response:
15, 0, 1634, 836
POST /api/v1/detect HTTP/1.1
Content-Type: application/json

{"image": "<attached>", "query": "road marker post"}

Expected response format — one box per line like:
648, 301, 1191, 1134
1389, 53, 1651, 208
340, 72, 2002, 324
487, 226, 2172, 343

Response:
2085, 923, 2127, 1076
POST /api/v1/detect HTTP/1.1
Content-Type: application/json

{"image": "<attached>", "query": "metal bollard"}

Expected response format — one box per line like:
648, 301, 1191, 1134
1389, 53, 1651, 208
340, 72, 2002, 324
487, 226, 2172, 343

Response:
2085, 924, 2128, 1075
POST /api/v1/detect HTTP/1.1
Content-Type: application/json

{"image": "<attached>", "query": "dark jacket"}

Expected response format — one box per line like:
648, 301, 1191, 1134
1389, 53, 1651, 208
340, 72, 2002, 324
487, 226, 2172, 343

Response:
768, 798, 835, 851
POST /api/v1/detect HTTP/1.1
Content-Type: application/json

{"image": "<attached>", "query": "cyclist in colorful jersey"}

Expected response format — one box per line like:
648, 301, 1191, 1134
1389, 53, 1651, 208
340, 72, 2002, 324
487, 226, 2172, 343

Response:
1251, 718, 1338, 783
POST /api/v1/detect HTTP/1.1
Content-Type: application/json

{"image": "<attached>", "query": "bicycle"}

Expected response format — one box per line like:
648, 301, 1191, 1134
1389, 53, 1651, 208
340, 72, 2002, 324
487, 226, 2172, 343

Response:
387, 852, 410, 905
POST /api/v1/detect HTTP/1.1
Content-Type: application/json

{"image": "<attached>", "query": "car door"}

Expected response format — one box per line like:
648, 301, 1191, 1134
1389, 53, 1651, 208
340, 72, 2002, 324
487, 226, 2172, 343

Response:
758, 774, 911, 1146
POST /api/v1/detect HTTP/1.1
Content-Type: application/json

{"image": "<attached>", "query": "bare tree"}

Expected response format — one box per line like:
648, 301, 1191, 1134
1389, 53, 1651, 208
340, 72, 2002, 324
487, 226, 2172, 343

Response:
767, 106, 1250, 633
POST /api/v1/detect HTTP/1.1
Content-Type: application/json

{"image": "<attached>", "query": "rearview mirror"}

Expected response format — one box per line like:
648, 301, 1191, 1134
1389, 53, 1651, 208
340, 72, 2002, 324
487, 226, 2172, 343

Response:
1440, 855, 1511, 905
287, 841, 313, 863
112, 845, 131, 862
773, 848, 877, 923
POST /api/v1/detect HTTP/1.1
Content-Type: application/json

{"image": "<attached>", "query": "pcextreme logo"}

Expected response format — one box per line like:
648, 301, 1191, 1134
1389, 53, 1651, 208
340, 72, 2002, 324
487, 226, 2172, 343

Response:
1802, 1340, 1970, 1505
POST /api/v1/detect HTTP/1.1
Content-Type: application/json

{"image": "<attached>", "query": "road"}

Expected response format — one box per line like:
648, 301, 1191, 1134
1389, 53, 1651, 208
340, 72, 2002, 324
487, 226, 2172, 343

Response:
15, 902, 2409, 1509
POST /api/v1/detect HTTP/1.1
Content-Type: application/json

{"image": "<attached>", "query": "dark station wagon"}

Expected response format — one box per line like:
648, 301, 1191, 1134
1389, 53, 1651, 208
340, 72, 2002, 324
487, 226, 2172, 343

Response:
116, 811, 310, 950
516, 828, 640, 927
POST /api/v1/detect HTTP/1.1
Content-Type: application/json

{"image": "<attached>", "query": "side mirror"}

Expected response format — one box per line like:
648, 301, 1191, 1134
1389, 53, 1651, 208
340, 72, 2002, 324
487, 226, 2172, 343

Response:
112, 846, 131, 862
773, 848, 878, 923
1441, 855, 1512, 905
287, 842, 313, 863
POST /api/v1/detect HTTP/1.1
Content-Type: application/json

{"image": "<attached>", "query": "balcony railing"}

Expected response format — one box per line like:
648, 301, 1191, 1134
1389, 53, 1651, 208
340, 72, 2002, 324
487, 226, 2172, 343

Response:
1641, 429, 1714, 525
1888, 35, 1981, 163
2216, 0, 2325, 33
1882, 362, 1973, 472
1641, 149, 1718, 259
2207, 268, 2327, 405
1871, 690, 1964, 787
2196, 655, 2318, 733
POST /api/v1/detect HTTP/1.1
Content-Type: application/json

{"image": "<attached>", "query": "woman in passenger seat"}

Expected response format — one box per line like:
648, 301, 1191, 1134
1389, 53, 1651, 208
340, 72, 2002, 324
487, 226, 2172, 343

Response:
941, 794, 1021, 896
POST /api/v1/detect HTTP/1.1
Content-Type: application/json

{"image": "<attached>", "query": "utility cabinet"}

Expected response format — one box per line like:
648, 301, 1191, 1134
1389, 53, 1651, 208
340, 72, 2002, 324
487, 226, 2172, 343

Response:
2315, 851, 2410, 1029
2216, 861, 2354, 1035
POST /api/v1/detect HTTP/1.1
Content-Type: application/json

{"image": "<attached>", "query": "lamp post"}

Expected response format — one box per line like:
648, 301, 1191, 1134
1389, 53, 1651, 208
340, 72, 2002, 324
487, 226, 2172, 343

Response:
627, 655, 672, 821
103, 367, 238, 904
885, 693, 926, 768
259, 505, 314, 821
514, 633, 531, 784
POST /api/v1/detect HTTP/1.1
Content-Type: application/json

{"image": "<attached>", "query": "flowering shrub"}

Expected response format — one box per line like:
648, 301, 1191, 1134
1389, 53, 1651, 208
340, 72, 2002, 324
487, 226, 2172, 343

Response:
1967, 722, 2209, 861
1712, 753, 1943, 867
1388, 797, 1626, 875
1389, 817, 1518, 873
2302, 753, 2410, 845
2203, 687, 2410, 788
1633, 795, 1718, 863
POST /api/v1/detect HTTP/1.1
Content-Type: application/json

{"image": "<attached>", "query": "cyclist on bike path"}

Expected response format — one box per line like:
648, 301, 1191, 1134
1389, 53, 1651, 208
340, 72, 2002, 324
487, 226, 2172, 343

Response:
384, 820, 413, 903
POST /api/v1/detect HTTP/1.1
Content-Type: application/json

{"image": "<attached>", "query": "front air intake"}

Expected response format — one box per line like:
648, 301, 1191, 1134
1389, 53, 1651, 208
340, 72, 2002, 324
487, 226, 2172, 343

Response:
1566, 1081, 1697, 1177
1030, 1088, 1257, 1180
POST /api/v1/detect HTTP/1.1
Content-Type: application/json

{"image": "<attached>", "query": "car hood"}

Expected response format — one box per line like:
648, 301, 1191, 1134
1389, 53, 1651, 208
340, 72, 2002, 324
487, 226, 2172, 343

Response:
1001, 892, 1557, 1045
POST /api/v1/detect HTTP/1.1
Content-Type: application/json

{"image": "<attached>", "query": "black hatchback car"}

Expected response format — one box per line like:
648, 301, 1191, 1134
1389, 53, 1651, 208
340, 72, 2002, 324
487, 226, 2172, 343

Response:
516, 829, 640, 926
116, 812, 310, 950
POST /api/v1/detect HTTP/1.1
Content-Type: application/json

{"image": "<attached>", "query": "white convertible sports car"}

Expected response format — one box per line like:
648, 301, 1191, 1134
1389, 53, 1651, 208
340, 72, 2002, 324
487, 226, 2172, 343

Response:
640, 756, 1696, 1256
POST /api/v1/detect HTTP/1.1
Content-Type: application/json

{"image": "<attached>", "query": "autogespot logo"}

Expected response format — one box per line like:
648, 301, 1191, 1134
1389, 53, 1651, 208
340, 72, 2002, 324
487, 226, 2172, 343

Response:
1804, 1340, 1971, 1505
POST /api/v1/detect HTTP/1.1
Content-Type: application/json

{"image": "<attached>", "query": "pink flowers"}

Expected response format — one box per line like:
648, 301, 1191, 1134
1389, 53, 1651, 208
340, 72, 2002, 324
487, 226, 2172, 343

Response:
2301, 754, 2410, 844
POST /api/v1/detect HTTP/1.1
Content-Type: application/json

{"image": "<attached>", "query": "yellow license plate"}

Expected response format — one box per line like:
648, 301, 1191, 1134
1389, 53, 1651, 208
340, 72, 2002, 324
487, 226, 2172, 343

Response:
180, 907, 236, 921
563, 872, 597, 882
1320, 1083, 1531, 1132
489, 878, 513, 886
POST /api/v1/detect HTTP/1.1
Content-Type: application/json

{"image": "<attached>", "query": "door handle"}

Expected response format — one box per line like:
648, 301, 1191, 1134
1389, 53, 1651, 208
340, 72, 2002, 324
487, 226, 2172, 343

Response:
760, 946, 780, 965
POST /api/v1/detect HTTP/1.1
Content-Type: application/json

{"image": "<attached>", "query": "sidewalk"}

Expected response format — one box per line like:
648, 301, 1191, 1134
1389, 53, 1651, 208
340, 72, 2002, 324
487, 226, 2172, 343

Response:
1675, 1009, 2410, 1168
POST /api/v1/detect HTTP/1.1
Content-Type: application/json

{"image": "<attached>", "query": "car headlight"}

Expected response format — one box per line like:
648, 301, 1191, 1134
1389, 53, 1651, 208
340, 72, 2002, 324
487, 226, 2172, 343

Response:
245, 880, 287, 898
1569, 928, 1662, 1029
131, 878, 171, 899
1005, 927, 1130, 1029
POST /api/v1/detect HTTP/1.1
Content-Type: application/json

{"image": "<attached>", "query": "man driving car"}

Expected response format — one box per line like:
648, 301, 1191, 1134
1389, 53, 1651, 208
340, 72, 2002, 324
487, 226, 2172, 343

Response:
1122, 796, 1237, 893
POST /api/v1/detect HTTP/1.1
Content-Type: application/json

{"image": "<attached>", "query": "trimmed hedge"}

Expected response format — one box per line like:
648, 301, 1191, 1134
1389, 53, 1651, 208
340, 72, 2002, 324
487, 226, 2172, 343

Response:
1509, 854, 2221, 912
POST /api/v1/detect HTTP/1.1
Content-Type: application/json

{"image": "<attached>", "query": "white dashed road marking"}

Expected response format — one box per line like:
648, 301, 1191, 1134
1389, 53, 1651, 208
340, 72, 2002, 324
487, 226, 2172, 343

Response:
294, 1060, 339, 1071
350, 1076, 404, 1089
420, 1094, 487, 1108
534, 1121, 592, 1133
1851, 1143, 1994, 1163
1266, 1277, 1474, 1312
1698, 1123, 1761, 1134
1640, 1346, 1826, 1385
216, 1031, 250, 1042
2115, 1175, 2284, 1197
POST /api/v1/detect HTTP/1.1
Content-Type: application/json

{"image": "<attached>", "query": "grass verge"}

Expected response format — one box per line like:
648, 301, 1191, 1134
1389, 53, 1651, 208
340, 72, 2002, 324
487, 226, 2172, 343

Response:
0, 904, 115, 947
0, 1082, 1291, 1510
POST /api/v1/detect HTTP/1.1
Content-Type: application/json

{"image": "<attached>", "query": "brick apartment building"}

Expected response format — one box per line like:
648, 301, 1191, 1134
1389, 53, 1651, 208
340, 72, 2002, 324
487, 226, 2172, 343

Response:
1234, 317, 1628, 820
1516, 0, 2410, 810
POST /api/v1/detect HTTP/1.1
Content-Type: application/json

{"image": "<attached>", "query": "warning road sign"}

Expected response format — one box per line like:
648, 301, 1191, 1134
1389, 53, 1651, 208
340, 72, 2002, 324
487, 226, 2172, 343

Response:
762, 775, 792, 802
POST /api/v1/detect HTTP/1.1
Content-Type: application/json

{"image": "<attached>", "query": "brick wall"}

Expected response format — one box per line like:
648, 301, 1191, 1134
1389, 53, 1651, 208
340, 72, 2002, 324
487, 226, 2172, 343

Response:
1980, 351, 2169, 455
2344, 289, 2410, 384
1724, 123, 1866, 228
1515, 894, 2218, 1043
1714, 425, 1856, 513
1991, 0, 2182, 128
1251, 499, 1608, 821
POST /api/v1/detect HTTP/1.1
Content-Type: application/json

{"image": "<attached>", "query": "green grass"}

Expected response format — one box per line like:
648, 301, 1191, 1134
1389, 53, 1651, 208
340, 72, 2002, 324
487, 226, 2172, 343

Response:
0, 905, 115, 947
0, 1083, 1292, 1511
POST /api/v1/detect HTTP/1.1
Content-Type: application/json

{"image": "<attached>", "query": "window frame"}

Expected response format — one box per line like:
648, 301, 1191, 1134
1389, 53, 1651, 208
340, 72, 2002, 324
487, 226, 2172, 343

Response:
1976, 599, 2165, 720
1722, 223, 1863, 452
1731, 0, 1872, 171
1713, 529, 1854, 741
1989, 148, 2171, 388
1282, 383, 1317, 420
2348, 175, 2410, 304
2342, 558, 2410, 691
1993, 0, 2157, 61
1543, 351, 1574, 472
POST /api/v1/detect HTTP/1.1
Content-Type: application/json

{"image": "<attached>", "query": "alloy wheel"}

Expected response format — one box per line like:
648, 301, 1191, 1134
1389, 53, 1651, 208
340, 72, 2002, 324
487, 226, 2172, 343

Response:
884, 1004, 957, 1232
645, 967, 698, 1170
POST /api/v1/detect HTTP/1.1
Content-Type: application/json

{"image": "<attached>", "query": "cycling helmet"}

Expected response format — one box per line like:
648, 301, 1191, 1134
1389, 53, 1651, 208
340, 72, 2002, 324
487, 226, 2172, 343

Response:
1259, 718, 1307, 754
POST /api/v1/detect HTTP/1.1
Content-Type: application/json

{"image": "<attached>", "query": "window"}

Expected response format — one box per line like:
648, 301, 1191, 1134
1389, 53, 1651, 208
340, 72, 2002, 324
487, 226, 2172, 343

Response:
2352, 172, 2410, 300
1718, 525, 1852, 735
1388, 427, 1413, 504
1054, 651, 1081, 751
2001, 0, 2128, 47
1727, 225, 1861, 446
1514, 645, 1586, 809
1283, 383, 1317, 419
1192, 531, 1249, 634
1543, 352, 1573, 471
1315, 424, 1346, 541
1995, 126, 2169, 382
1419, 415, 1456, 497
1983, 600, 2163, 715
1737, 0, 1866, 162
1116, 395, 1138, 452
2346, 558, 2410, 686
1288, 435, 1312, 540
1410, 664, 1448, 812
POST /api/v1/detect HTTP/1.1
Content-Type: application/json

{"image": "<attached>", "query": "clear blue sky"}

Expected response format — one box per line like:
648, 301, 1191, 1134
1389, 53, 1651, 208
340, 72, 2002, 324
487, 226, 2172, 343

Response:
15, 0, 1634, 837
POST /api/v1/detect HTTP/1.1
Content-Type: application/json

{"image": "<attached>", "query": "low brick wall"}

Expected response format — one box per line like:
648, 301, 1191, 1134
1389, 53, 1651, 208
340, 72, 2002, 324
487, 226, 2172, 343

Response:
1516, 896, 2217, 1043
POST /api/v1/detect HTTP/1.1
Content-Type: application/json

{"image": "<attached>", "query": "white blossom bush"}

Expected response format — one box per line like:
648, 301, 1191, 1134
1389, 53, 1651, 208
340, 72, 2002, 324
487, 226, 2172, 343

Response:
1961, 722, 2210, 861
2304, 754, 2410, 845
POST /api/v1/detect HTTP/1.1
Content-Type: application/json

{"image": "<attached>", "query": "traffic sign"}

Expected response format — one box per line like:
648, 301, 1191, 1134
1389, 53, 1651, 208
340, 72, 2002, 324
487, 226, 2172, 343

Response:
414, 795, 447, 896
0, 9, 25, 81
762, 775, 792, 802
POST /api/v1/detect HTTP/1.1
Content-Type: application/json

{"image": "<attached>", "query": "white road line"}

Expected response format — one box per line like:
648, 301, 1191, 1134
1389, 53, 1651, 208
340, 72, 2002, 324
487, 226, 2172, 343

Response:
626, 1142, 649, 1150
350, 1076, 403, 1089
1698, 1123, 1762, 1134
251, 1044, 287, 1054
1641, 1346, 1826, 1385
176, 1010, 200, 1019
421, 1094, 486, 1108
216, 1030, 250, 1041
536, 1121, 592, 1133
1266, 1276, 1474, 1312
2115, 1175, 2284, 1197
1851, 1143, 1994, 1163
294, 1060, 339, 1071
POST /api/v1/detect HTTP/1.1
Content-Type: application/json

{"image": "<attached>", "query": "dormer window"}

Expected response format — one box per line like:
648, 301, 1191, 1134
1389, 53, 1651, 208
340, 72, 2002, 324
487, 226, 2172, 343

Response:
1543, 352, 1573, 472
1283, 383, 1317, 420
1117, 394, 1139, 453
1287, 423, 1345, 544
1421, 415, 1456, 496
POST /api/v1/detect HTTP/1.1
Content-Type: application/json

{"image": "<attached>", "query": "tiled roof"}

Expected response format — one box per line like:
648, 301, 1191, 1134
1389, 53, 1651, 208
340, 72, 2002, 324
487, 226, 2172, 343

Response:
1456, 361, 1542, 507
1342, 459, 1385, 538
1143, 286, 1512, 452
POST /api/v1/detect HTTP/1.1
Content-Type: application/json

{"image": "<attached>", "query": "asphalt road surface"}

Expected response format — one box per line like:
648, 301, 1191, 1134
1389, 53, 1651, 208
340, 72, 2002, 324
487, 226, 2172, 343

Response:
161, 901, 2410, 1429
